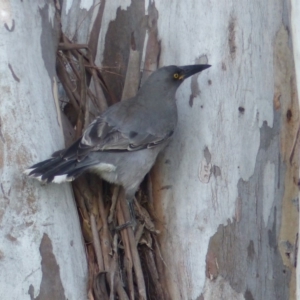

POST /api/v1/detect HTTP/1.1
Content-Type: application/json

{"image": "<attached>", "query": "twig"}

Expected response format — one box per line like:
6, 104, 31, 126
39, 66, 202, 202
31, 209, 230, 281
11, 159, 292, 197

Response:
78, 49, 114, 104
56, 54, 80, 111
62, 51, 96, 123
63, 50, 104, 115
117, 199, 134, 300
61, 32, 116, 108
65, 50, 81, 81
58, 43, 88, 50
87, 65, 124, 78
90, 214, 104, 271
108, 186, 120, 223
134, 198, 158, 233
134, 222, 145, 245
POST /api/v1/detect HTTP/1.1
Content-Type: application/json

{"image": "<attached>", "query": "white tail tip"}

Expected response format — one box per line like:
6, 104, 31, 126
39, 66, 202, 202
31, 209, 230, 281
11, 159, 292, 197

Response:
23, 168, 35, 175
52, 174, 73, 184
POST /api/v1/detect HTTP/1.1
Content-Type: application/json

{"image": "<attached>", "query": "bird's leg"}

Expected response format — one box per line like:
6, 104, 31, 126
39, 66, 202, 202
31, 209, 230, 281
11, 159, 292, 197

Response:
115, 193, 137, 231
127, 197, 137, 228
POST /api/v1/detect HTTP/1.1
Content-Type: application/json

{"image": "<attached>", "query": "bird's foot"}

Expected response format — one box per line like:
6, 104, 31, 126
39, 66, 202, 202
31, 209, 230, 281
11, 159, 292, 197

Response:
116, 198, 137, 230
115, 219, 136, 231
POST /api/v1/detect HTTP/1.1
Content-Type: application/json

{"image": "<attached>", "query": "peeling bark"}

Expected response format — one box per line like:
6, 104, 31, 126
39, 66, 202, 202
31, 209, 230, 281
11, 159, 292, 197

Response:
29, 234, 66, 300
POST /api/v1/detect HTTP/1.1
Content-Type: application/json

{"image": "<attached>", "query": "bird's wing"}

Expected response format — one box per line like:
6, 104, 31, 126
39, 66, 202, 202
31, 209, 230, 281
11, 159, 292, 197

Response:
60, 103, 174, 161
83, 117, 173, 151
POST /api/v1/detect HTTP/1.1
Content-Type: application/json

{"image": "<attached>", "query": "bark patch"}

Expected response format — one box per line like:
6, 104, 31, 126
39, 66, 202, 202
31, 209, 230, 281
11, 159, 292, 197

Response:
29, 233, 66, 300
101, 0, 146, 103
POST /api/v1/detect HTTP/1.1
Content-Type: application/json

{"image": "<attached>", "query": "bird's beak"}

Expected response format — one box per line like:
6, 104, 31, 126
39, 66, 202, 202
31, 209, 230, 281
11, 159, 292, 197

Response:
179, 64, 211, 79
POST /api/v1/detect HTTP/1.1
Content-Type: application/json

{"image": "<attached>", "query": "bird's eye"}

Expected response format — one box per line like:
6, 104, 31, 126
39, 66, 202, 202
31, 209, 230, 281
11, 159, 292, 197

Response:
173, 73, 179, 79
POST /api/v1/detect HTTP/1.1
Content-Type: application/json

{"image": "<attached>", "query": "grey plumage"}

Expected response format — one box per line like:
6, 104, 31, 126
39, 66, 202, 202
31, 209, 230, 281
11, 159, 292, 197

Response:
25, 64, 211, 206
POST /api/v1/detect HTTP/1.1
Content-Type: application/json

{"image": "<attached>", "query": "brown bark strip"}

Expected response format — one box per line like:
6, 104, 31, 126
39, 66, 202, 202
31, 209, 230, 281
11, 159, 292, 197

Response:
117, 199, 134, 300
85, 48, 109, 112
75, 55, 87, 138
108, 186, 120, 223
97, 182, 111, 270
88, 0, 106, 60
90, 214, 104, 271
121, 33, 140, 101
93, 273, 109, 300
153, 236, 169, 299
118, 189, 147, 300
144, 248, 165, 300
141, 2, 160, 85
87, 244, 97, 297
96, 181, 129, 300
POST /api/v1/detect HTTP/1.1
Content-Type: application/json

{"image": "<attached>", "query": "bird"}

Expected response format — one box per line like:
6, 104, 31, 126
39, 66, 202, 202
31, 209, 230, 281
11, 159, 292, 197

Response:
25, 64, 211, 226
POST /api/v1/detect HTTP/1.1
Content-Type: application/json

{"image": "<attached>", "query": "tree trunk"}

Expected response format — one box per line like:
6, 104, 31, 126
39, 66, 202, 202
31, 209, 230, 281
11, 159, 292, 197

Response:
0, 2, 87, 299
1, 0, 298, 299
150, 1, 299, 299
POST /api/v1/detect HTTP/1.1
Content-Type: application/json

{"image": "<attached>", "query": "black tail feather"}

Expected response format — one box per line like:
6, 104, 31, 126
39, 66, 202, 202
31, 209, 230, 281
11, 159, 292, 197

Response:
40, 159, 78, 182
26, 154, 98, 183
29, 157, 60, 173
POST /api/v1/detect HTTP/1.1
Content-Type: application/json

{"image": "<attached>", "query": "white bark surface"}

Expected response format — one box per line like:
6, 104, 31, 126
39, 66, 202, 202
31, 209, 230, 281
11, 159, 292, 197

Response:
0, 2, 87, 299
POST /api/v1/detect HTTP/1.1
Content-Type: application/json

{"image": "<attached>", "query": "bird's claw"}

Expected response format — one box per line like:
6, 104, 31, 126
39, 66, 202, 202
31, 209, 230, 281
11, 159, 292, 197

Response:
115, 220, 136, 231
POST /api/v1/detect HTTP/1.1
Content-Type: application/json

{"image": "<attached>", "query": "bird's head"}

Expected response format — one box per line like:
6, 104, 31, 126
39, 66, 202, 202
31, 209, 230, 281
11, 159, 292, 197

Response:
164, 64, 211, 82
139, 64, 211, 100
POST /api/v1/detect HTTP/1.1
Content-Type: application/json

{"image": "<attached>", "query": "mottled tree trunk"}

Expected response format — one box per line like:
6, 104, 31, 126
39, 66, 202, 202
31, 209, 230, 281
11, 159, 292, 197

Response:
0, 2, 87, 299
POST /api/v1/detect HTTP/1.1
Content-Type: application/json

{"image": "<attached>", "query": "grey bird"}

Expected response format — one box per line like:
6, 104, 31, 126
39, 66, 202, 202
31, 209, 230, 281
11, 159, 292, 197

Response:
25, 64, 211, 225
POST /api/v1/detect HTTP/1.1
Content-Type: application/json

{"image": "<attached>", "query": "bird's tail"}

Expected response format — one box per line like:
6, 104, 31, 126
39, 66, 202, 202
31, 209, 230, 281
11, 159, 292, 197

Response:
24, 156, 93, 184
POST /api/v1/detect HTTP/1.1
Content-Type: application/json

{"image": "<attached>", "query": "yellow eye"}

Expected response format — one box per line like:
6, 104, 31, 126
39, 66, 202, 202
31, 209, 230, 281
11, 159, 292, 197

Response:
173, 73, 179, 79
